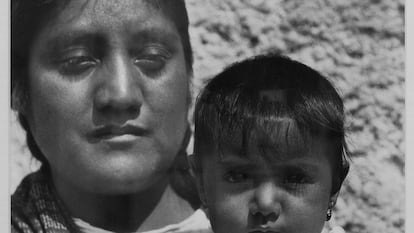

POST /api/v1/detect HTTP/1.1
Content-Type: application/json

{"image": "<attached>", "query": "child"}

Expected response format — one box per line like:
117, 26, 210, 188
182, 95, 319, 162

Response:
191, 54, 349, 233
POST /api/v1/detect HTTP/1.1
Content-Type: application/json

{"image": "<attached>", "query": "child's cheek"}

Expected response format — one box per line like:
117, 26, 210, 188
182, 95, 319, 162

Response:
208, 189, 251, 233
283, 191, 330, 233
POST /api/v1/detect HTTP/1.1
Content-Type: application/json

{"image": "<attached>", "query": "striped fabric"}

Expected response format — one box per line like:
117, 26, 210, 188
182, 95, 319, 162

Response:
12, 167, 81, 233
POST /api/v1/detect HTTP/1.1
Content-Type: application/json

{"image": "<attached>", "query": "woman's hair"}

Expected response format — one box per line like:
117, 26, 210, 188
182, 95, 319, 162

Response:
11, 0, 199, 207
194, 54, 350, 194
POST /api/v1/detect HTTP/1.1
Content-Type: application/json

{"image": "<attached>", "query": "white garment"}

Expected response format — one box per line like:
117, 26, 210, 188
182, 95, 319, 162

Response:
74, 209, 212, 233
75, 208, 346, 233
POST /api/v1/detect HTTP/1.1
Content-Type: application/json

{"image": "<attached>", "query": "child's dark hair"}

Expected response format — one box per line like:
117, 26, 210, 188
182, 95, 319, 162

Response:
194, 53, 349, 194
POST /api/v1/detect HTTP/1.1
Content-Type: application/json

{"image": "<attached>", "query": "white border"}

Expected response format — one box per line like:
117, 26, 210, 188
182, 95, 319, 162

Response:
0, 0, 9, 232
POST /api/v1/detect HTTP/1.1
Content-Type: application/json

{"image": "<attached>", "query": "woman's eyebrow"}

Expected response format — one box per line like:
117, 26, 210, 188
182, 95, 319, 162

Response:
129, 27, 181, 44
46, 31, 104, 50
45, 26, 180, 50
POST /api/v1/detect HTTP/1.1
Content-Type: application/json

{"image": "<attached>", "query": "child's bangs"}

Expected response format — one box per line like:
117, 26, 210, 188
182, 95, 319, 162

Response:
215, 97, 313, 162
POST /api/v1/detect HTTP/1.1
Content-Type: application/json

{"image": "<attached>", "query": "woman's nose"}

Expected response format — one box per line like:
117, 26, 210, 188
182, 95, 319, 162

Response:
94, 54, 143, 120
250, 180, 282, 223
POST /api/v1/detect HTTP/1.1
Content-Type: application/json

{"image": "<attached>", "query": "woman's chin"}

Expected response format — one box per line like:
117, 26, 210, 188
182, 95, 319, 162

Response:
60, 149, 175, 194
60, 161, 170, 195
91, 170, 169, 195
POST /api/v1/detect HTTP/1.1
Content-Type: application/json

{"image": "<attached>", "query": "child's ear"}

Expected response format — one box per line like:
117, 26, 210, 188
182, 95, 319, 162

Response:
329, 191, 340, 207
326, 191, 340, 221
188, 154, 208, 208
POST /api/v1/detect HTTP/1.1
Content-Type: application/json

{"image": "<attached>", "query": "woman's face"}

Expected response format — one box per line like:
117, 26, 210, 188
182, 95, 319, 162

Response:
26, 0, 189, 194
198, 139, 335, 233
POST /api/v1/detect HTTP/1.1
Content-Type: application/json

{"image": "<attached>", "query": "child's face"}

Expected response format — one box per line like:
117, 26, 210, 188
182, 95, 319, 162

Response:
197, 138, 336, 233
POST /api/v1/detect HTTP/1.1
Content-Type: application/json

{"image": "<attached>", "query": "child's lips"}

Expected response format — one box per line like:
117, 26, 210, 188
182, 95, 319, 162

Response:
248, 228, 280, 233
249, 231, 279, 233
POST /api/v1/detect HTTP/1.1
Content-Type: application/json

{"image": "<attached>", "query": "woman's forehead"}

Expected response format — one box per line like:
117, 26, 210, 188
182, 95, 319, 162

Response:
32, 0, 182, 50
52, 0, 170, 26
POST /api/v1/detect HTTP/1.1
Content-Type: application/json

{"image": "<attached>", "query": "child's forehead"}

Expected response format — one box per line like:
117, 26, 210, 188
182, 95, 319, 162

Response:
215, 146, 330, 174
214, 136, 333, 165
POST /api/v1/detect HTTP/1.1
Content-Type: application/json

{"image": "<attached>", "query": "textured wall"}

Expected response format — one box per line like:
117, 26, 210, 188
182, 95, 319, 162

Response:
186, 1, 405, 233
10, 1, 405, 233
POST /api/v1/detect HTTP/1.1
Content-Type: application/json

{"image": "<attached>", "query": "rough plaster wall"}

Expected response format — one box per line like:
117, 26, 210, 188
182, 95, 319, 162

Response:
186, 1, 405, 233
10, 1, 404, 233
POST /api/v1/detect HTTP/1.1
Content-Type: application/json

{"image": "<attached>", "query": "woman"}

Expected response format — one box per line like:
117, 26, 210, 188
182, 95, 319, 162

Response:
11, 0, 210, 232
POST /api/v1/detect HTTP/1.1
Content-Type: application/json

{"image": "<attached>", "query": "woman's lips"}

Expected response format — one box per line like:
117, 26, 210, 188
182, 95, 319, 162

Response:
88, 124, 149, 143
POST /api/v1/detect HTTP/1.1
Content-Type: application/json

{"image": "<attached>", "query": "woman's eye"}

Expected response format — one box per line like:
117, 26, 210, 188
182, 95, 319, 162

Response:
223, 171, 250, 183
58, 56, 97, 76
133, 45, 171, 75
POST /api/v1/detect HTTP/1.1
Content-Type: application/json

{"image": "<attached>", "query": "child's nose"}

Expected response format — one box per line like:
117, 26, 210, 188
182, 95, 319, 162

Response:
250, 180, 282, 221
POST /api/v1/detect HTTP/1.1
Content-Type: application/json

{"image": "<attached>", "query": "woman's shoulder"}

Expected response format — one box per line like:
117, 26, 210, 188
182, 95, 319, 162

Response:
11, 169, 80, 233
12, 170, 49, 232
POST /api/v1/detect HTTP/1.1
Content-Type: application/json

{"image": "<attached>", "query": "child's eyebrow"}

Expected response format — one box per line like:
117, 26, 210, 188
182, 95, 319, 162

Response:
279, 162, 319, 171
268, 160, 321, 174
218, 156, 258, 169
218, 162, 258, 171
220, 155, 322, 170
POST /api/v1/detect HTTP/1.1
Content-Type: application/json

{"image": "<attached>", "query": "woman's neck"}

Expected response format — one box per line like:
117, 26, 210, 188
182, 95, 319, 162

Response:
51, 174, 194, 232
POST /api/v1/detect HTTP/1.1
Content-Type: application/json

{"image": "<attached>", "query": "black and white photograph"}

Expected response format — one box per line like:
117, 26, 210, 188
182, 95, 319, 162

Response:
9, 1, 406, 233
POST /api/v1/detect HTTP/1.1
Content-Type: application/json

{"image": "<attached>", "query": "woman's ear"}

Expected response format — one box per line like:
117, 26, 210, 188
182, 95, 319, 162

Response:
188, 154, 208, 208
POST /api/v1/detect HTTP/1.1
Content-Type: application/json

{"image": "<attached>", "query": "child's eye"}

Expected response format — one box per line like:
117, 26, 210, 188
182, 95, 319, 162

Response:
284, 172, 311, 185
223, 171, 250, 183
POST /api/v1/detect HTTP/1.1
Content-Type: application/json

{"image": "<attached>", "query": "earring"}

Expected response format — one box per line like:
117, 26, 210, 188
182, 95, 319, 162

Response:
326, 201, 334, 221
326, 207, 332, 221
